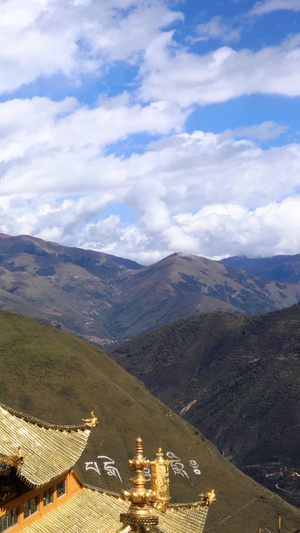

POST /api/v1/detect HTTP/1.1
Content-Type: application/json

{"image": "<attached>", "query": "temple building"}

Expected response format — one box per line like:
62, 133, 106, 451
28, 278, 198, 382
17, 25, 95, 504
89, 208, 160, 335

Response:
0, 403, 215, 532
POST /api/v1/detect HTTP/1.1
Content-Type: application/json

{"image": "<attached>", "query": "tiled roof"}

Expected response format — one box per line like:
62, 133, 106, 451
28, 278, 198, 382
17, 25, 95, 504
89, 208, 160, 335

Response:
22, 488, 129, 532
0, 404, 90, 488
157, 502, 209, 533
21, 487, 209, 533
0, 404, 210, 531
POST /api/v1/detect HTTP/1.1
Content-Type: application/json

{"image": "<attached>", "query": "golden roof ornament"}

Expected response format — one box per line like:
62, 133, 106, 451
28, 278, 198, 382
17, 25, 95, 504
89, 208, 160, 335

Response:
199, 488, 216, 506
0, 446, 24, 471
82, 411, 98, 427
150, 447, 170, 512
120, 437, 158, 530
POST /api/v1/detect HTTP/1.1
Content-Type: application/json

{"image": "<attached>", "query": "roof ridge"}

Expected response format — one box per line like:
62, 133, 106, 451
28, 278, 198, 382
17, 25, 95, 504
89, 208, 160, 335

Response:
0, 402, 88, 431
82, 483, 121, 498
169, 501, 205, 510
81, 483, 206, 511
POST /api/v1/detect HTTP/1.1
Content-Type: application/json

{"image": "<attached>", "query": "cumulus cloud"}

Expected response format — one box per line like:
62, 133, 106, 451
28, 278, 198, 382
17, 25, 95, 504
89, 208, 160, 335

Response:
139, 34, 300, 107
61, 195, 300, 264
250, 0, 300, 15
0, 0, 182, 94
175, 197, 300, 259
1, 0, 300, 264
0, 96, 186, 196
1, 100, 300, 263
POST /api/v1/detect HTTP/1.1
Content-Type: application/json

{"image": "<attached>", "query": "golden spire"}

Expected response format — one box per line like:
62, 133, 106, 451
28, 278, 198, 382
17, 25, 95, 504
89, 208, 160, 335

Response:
120, 437, 158, 530
150, 447, 170, 512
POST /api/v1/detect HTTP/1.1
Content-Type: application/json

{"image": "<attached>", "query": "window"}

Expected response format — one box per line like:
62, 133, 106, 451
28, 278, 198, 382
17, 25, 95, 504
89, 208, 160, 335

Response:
56, 480, 66, 498
43, 486, 53, 507
24, 496, 38, 519
0, 508, 19, 532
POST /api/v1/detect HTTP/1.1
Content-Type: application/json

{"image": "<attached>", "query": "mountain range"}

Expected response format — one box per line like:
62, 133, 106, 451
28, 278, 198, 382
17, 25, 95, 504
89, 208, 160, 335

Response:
110, 303, 300, 506
1, 233, 300, 342
221, 254, 300, 284
1, 309, 300, 533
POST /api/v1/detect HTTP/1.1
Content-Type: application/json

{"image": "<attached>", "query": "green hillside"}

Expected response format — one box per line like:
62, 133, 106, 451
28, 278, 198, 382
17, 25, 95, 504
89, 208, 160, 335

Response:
1, 310, 300, 532
110, 304, 300, 506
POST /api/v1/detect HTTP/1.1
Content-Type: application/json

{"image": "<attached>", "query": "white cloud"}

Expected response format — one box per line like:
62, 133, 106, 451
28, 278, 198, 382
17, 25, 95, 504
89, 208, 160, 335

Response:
139, 34, 300, 107
63, 195, 300, 264
0, 0, 182, 94
0, 96, 186, 196
225, 121, 288, 141
250, 0, 300, 15
175, 197, 300, 259
146, 131, 300, 209
195, 16, 241, 44
0, 0, 300, 264
0, 103, 300, 263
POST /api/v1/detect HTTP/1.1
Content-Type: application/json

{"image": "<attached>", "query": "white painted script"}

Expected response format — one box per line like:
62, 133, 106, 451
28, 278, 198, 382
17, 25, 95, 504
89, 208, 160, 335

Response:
85, 454, 201, 483
189, 460, 201, 475
98, 456, 123, 482
85, 456, 122, 482
85, 461, 101, 476
166, 452, 189, 479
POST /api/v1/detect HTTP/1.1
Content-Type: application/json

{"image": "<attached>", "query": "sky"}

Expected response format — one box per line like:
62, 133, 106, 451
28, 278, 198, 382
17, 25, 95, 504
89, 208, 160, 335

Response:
1, 0, 300, 265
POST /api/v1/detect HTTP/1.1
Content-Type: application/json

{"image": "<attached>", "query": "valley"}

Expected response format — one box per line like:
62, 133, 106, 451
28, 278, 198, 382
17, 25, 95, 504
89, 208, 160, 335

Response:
1, 234, 300, 529
110, 304, 300, 506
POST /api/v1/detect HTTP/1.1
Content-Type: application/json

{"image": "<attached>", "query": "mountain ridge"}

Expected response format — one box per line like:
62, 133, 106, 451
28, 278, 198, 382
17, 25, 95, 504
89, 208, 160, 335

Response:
1, 234, 300, 341
220, 254, 300, 284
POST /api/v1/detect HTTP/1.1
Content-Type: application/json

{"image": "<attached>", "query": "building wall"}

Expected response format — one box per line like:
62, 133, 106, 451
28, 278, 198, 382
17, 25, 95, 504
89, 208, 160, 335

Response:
0, 469, 82, 532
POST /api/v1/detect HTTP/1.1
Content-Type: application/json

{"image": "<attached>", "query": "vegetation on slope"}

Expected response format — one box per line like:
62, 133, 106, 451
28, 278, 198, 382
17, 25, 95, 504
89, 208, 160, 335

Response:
1, 310, 300, 531
110, 304, 300, 505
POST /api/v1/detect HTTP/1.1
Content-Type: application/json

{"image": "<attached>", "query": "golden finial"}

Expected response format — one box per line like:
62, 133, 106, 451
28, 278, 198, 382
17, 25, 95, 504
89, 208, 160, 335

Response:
199, 489, 216, 506
134, 436, 144, 463
150, 447, 170, 512
120, 437, 158, 529
82, 411, 98, 427
156, 448, 164, 461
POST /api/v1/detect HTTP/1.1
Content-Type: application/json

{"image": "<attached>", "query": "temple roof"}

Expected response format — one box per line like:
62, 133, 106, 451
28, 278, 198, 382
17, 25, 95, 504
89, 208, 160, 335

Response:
0, 403, 90, 488
20, 487, 209, 533
155, 502, 209, 533
0, 405, 212, 532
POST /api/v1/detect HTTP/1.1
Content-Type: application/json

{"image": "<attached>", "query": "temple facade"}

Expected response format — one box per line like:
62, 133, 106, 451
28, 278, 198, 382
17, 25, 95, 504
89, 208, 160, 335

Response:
0, 403, 215, 532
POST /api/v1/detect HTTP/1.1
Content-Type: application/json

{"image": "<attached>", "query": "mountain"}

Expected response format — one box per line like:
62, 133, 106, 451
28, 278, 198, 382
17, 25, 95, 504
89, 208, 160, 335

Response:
110, 304, 300, 506
221, 254, 300, 284
1, 310, 300, 532
115, 252, 300, 336
0, 232, 142, 342
1, 234, 300, 341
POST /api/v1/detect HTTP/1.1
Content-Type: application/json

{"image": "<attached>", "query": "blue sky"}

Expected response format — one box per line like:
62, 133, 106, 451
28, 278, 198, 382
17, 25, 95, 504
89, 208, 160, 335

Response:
0, 0, 300, 264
